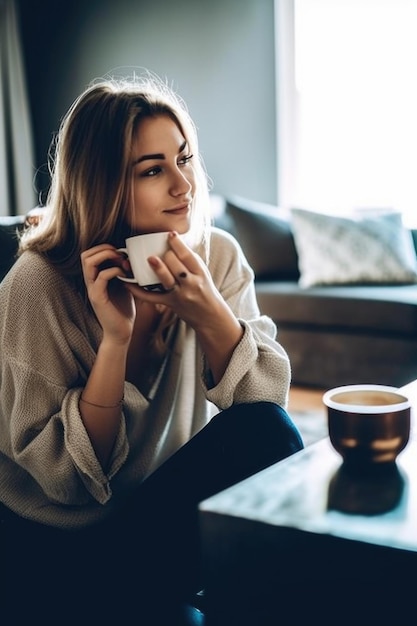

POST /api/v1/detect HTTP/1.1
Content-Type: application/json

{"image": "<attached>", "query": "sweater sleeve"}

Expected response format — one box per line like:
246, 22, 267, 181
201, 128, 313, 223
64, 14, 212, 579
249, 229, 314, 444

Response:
203, 229, 291, 409
0, 253, 133, 505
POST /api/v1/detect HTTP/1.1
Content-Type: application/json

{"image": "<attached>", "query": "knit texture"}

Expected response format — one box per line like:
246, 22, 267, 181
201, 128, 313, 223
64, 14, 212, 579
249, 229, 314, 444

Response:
0, 227, 290, 529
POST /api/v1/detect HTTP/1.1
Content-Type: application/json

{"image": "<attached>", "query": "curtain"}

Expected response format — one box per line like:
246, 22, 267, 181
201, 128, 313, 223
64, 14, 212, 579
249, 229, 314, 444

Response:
0, 0, 35, 216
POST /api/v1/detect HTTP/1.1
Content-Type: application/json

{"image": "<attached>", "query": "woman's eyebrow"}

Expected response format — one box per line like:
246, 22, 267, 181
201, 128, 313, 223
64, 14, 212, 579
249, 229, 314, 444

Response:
133, 153, 164, 165
132, 141, 188, 166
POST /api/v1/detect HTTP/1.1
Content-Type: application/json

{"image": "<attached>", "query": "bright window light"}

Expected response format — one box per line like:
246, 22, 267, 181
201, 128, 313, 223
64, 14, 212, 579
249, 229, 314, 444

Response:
287, 0, 417, 226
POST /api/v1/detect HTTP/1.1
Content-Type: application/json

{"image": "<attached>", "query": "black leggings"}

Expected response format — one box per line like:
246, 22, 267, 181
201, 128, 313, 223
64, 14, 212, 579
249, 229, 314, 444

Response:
1, 402, 303, 623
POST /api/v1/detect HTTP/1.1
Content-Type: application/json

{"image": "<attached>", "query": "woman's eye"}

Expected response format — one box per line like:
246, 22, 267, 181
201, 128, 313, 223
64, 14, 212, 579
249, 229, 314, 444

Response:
179, 154, 194, 166
142, 166, 162, 177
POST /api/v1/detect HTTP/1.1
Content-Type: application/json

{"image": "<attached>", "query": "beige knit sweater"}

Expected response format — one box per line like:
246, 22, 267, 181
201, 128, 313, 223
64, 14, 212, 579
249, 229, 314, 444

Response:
0, 228, 290, 529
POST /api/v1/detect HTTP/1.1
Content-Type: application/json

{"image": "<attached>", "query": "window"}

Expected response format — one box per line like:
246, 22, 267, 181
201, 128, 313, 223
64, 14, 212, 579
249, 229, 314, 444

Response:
275, 0, 417, 226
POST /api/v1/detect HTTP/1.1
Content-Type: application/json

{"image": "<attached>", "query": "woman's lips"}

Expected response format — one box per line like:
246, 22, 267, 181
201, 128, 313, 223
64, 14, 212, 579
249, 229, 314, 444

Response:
164, 204, 190, 216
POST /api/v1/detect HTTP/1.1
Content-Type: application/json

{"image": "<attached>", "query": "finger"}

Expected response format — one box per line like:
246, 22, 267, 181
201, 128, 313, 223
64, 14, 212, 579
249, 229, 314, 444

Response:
163, 246, 209, 289
125, 282, 178, 304
81, 248, 120, 271
94, 265, 128, 285
163, 283, 178, 293
167, 231, 202, 273
81, 243, 116, 257
81, 244, 120, 268
146, 255, 180, 291
81, 248, 127, 281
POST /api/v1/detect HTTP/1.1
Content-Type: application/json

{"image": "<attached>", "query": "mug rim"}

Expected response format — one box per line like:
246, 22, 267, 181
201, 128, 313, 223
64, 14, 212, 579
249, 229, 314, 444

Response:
125, 231, 170, 243
323, 384, 411, 414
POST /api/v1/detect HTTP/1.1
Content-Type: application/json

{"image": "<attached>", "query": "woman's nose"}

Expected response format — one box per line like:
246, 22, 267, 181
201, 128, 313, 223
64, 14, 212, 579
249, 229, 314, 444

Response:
170, 168, 192, 196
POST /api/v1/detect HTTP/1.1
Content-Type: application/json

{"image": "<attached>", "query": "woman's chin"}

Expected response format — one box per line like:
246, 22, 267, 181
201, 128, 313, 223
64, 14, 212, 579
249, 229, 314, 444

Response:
175, 224, 191, 235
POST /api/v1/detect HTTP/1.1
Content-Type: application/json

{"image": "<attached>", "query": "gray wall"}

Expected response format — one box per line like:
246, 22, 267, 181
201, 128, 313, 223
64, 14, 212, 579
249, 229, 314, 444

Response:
18, 0, 277, 205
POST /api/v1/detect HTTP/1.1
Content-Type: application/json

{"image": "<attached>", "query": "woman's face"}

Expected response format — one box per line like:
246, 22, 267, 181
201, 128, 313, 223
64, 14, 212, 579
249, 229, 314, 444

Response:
128, 114, 195, 234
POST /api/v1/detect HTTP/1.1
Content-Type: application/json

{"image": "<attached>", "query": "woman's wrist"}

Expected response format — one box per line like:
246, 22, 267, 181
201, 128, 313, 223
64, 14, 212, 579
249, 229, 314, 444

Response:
101, 327, 132, 345
99, 335, 131, 354
80, 396, 124, 409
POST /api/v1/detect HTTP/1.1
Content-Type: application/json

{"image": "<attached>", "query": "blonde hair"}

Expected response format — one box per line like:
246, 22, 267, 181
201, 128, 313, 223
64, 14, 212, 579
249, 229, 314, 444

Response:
20, 74, 212, 276
20, 74, 213, 370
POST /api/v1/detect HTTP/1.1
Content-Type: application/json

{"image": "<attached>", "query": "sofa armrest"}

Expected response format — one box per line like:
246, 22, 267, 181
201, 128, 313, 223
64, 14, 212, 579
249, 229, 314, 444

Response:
0, 216, 26, 281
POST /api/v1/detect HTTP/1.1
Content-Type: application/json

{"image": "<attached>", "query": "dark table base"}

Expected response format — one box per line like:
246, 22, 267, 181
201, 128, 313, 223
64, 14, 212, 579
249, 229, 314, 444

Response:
202, 511, 415, 625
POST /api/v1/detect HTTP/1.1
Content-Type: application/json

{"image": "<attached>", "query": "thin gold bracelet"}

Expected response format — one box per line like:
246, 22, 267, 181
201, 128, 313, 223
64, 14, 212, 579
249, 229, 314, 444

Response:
80, 396, 124, 409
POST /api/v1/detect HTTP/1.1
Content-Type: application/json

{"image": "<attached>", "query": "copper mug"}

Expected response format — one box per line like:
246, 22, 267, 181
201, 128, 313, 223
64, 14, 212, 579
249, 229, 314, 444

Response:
323, 384, 411, 466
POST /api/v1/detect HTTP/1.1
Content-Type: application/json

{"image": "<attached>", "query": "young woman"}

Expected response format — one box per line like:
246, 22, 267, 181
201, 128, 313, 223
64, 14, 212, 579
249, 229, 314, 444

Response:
0, 75, 303, 624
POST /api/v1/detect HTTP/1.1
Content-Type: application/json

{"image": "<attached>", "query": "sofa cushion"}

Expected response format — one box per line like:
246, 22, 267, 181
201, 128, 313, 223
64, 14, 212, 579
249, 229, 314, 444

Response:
255, 281, 417, 336
219, 196, 300, 280
290, 208, 417, 287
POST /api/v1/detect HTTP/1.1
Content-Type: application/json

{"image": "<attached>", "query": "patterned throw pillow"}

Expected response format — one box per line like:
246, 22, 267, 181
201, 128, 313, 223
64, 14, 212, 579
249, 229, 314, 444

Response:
290, 208, 417, 287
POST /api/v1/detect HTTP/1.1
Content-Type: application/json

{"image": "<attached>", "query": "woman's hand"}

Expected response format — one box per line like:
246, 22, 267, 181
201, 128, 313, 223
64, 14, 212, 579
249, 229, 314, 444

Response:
126, 231, 244, 383
81, 244, 136, 345
125, 232, 220, 325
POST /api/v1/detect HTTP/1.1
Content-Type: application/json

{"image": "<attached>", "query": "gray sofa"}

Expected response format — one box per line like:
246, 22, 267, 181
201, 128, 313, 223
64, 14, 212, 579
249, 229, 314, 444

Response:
0, 215, 25, 281
213, 195, 417, 389
2, 204, 417, 389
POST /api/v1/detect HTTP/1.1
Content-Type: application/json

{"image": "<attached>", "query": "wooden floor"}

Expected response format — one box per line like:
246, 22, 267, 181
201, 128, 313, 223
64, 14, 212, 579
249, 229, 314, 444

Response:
288, 385, 326, 413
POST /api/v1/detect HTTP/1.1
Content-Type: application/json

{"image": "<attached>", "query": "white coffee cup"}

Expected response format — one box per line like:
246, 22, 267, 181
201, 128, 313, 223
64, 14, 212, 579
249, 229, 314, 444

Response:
117, 232, 170, 289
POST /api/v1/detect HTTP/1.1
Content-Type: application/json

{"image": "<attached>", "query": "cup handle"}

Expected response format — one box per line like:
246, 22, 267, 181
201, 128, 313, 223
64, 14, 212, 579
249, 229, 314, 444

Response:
115, 247, 137, 283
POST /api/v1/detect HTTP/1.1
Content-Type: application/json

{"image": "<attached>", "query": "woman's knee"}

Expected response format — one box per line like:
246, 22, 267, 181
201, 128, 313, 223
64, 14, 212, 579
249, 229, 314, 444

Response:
214, 401, 304, 462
